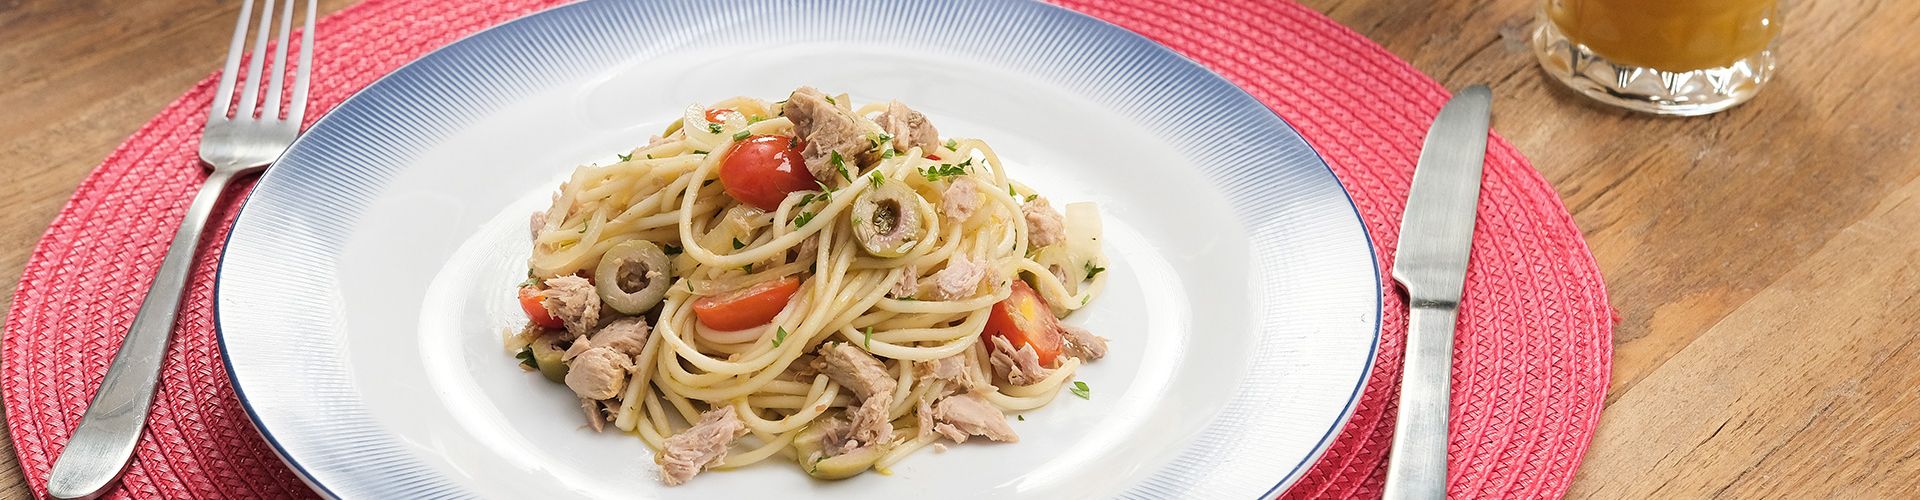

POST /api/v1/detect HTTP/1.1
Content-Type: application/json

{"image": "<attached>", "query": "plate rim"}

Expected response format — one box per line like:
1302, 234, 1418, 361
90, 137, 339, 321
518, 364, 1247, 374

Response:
215, 0, 1383, 497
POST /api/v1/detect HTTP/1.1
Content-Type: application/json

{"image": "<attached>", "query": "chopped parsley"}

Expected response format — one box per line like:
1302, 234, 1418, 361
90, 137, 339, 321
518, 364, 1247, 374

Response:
793, 211, 817, 228
693, 149, 709, 155
744, 263, 755, 273
823, 95, 836, 105
920, 163, 967, 182
868, 171, 884, 188
1084, 262, 1106, 279
616, 152, 632, 162
880, 148, 898, 159
772, 326, 789, 347
797, 192, 819, 207
686, 280, 694, 292
707, 123, 723, 134
943, 138, 958, 150
747, 115, 765, 125
1069, 381, 1091, 400
1009, 185, 1019, 198
732, 130, 751, 141
514, 346, 537, 370
831, 151, 852, 182
863, 326, 875, 350
663, 243, 683, 255
1025, 194, 1038, 203
646, 154, 654, 159
814, 180, 836, 200
1016, 414, 1025, 421
732, 238, 745, 250
518, 275, 540, 287
867, 132, 893, 149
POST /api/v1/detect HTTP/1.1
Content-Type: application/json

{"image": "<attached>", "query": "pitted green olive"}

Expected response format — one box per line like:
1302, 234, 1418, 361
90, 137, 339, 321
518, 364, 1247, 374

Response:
851, 182, 925, 258
791, 417, 885, 480
595, 240, 671, 314
530, 336, 569, 383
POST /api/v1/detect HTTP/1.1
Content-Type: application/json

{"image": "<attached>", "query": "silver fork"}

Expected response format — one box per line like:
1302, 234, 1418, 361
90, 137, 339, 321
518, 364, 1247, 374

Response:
46, 1, 315, 498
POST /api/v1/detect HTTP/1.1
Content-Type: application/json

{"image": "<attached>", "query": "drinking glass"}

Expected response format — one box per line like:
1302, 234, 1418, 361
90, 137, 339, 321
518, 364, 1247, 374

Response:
1532, 0, 1782, 116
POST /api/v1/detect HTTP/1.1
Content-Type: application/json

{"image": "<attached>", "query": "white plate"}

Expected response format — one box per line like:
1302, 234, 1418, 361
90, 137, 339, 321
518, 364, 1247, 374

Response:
216, 1, 1380, 498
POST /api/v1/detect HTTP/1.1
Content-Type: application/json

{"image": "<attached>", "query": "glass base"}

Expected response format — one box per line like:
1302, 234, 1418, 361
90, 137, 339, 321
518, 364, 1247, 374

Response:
1531, 20, 1774, 116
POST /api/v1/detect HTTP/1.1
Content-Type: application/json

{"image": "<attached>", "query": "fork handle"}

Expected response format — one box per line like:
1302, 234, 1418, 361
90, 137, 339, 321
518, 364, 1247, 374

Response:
47, 168, 239, 500
1382, 300, 1461, 500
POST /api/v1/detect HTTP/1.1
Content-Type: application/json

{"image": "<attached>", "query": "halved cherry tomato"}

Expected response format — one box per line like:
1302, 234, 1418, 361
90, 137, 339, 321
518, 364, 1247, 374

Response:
705, 107, 738, 123
519, 286, 563, 330
719, 135, 817, 211
693, 276, 801, 331
983, 280, 1065, 365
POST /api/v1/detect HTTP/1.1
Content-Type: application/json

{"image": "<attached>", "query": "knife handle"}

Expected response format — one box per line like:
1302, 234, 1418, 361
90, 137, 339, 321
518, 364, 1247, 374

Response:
1382, 299, 1461, 500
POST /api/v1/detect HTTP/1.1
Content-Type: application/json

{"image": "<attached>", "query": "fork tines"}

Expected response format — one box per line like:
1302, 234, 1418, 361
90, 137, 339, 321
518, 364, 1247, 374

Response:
211, 0, 316, 125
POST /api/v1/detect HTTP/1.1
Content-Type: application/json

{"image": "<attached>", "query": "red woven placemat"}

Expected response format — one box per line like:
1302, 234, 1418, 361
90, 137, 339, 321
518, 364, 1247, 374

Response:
1, 0, 1612, 498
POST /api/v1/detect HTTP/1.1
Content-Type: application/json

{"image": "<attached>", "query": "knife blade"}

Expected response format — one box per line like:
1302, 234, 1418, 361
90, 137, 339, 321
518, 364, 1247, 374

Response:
1382, 84, 1492, 500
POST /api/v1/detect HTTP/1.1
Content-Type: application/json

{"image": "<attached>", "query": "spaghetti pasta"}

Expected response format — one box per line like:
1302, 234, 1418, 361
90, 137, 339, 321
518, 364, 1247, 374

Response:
508, 88, 1110, 485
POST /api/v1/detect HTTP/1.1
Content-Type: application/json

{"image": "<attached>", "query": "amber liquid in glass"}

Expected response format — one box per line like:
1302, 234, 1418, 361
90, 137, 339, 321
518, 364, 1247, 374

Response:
1534, 0, 1780, 115
1549, 0, 1780, 72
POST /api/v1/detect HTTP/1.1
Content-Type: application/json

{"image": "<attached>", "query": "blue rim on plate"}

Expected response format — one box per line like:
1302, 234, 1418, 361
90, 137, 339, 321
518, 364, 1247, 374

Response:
216, 0, 1380, 497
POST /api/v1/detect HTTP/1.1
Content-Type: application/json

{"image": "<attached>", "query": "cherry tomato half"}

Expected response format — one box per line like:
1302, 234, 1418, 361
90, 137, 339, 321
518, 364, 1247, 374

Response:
719, 135, 817, 211
983, 280, 1065, 364
519, 286, 564, 330
693, 276, 801, 331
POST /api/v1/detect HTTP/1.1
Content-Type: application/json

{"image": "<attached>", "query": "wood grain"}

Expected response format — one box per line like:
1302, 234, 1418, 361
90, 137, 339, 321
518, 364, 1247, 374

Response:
1, 0, 1916, 498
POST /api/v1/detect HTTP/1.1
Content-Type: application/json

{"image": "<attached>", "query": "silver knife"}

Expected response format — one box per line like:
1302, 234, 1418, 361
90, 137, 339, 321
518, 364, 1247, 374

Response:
1382, 84, 1492, 500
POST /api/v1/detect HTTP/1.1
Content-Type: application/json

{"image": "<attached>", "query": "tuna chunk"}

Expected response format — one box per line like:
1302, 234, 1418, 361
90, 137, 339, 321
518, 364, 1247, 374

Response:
875, 100, 939, 153
814, 343, 897, 455
817, 342, 897, 400
926, 255, 987, 301
540, 275, 601, 337
1022, 196, 1066, 248
777, 353, 823, 382
785, 87, 875, 180
891, 265, 919, 299
940, 178, 982, 222
922, 355, 967, 385
564, 346, 632, 400
931, 393, 1018, 443
844, 393, 894, 455
529, 210, 548, 238
921, 353, 980, 395
658, 407, 750, 486
1060, 324, 1108, 361
915, 397, 937, 441
590, 317, 651, 358
580, 398, 606, 432
988, 335, 1049, 386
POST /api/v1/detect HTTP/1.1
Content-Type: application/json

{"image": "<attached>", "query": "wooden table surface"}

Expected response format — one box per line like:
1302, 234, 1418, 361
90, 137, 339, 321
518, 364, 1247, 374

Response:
2, 0, 1916, 497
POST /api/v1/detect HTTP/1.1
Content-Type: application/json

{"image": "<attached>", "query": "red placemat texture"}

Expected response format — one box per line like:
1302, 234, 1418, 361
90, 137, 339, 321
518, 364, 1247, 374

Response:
1, 0, 1613, 498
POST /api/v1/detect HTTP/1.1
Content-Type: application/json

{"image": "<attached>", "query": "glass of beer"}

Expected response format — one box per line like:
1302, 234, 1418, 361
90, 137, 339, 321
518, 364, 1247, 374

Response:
1532, 0, 1782, 116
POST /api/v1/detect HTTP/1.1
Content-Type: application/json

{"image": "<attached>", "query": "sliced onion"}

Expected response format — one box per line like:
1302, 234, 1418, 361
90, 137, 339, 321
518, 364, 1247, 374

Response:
594, 240, 672, 314
1060, 202, 1103, 293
